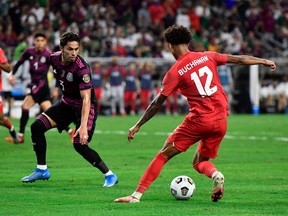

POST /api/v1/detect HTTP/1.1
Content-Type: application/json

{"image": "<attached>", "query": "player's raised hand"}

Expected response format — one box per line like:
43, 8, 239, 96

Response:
128, 125, 140, 141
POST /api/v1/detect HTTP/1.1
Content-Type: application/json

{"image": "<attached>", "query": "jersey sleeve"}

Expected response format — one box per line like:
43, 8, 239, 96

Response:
12, 49, 29, 74
78, 65, 93, 91
206, 51, 228, 66
0, 48, 8, 64
160, 69, 179, 97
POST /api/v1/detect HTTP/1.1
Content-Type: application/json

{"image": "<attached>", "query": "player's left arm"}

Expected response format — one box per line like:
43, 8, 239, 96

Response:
226, 55, 276, 71
128, 93, 167, 141
75, 88, 91, 145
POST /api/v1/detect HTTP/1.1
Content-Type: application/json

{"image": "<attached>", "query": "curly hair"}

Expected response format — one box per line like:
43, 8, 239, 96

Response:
163, 25, 192, 45
60, 32, 80, 47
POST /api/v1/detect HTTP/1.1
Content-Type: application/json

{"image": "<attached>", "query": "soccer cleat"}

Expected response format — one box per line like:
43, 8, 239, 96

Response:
21, 168, 50, 183
114, 195, 140, 203
103, 173, 118, 187
68, 129, 75, 143
5, 135, 24, 144
211, 172, 225, 202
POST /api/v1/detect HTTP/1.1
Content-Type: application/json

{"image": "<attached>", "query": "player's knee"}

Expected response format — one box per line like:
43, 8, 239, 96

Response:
31, 119, 47, 135
193, 162, 200, 173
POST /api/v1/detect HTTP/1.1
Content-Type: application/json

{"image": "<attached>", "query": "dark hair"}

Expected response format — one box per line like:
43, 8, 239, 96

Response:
34, 32, 46, 39
60, 32, 80, 47
164, 25, 192, 45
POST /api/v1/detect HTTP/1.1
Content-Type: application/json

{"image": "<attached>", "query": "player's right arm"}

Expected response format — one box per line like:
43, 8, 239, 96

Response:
226, 55, 276, 71
9, 50, 29, 85
128, 93, 167, 141
0, 62, 11, 73
0, 48, 12, 73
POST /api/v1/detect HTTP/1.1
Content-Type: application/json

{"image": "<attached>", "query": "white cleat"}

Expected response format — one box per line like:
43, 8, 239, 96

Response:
211, 172, 224, 202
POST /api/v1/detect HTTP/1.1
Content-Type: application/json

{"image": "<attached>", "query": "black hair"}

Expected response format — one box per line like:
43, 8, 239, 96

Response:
60, 32, 80, 47
164, 25, 192, 45
34, 32, 46, 39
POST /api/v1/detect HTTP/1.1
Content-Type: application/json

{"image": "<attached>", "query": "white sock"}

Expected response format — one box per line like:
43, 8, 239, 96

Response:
104, 170, 113, 176
37, 165, 47, 170
18, 133, 24, 137
132, 191, 142, 200
212, 171, 220, 179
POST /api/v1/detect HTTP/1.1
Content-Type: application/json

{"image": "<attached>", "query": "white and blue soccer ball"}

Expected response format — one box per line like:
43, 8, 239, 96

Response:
170, 175, 196, 200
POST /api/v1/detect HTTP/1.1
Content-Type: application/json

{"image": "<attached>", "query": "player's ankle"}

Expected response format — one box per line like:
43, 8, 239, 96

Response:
132, 191, 142, 200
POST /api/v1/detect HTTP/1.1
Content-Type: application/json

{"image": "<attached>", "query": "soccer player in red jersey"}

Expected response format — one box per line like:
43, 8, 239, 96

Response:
0, 47, 18, 143
114, 25, 276, 203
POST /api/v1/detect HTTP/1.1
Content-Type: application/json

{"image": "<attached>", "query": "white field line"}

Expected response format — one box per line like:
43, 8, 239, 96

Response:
94, 130, 288, 142
1, 127, 287, 142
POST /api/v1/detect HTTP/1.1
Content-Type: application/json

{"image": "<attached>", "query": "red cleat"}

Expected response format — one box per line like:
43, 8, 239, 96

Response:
5, 136, 24, 144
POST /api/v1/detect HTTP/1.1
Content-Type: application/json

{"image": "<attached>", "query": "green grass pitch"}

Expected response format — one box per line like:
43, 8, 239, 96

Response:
0, 114, 287, 216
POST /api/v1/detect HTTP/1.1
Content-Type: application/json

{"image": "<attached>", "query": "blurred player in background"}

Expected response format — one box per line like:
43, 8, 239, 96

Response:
21, 32, 118, 187
138, 61, 154, 113
0, 47, 18, 143
217, 64, 234, 112
91, 61, 104, 112
1, 69, 14, 118
124, 62, 139, 115
106, 56, 126, 116
115, 25, 276, 203
5, 32, 74, 144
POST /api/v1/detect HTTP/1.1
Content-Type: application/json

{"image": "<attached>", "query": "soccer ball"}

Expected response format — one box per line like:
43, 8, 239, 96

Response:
170, 175, 196, 200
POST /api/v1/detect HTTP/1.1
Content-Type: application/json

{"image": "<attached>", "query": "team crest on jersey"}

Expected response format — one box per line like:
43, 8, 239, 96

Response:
66, 72, 73, 82
83, 74, 90, 83
40, 56, 46, 63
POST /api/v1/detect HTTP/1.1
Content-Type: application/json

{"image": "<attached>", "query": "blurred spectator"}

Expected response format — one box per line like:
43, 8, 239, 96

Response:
137, 1, 150, 29
176, 7, 191, 29
148, 0, 166, 25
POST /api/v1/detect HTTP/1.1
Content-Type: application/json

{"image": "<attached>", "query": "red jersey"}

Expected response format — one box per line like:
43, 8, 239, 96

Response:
161, 51, 228, 120
0, 48, 8, 92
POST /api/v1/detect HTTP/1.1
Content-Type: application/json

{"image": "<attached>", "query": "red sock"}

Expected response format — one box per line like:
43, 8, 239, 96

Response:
136, 152, 168, 194
3, 117, 12, 130
193, 161, 217, 178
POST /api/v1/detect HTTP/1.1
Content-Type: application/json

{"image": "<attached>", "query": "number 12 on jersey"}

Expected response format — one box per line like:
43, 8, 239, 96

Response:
190, 66, 217, 97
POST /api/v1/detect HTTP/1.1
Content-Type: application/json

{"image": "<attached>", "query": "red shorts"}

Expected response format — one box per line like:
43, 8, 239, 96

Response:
166, 116, 227, 159
124, 91, 137, 102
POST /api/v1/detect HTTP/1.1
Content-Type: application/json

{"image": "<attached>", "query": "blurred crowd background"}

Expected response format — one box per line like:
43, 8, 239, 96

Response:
1, 0, 288, 116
